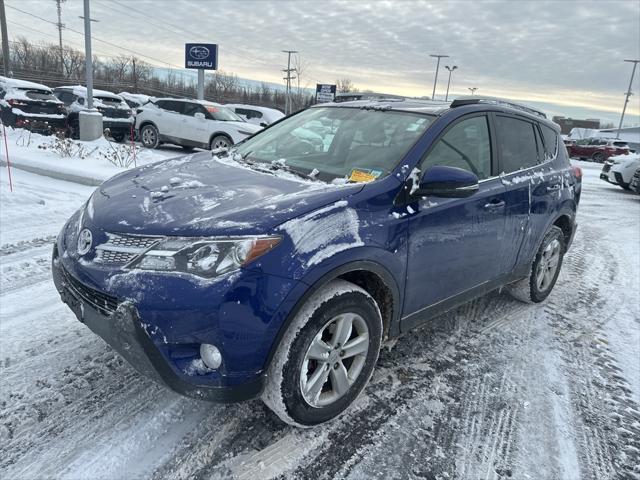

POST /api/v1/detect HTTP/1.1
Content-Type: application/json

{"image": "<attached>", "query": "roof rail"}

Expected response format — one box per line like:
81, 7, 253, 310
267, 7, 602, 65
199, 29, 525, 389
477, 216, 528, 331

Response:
450, 96, 547, 118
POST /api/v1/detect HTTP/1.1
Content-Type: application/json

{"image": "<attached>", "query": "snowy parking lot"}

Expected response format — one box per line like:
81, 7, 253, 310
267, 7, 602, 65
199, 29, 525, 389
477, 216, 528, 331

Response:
0, 160, 638, 479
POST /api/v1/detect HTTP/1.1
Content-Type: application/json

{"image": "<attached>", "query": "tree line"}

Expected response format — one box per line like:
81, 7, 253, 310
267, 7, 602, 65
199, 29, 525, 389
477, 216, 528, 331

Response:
1, 37, 318, 112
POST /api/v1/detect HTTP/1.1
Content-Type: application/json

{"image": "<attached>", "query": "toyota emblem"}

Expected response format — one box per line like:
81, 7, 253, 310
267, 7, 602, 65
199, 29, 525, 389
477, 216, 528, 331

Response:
77, 228, 93, 255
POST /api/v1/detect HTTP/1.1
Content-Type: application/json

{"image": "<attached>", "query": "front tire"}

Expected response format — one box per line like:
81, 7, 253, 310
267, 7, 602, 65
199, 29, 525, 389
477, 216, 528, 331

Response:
262, 280, 382, 427
507, 226, 565, 303
210, 134, 232, 150
140, 124, 159, 149
112, 131, 126, 143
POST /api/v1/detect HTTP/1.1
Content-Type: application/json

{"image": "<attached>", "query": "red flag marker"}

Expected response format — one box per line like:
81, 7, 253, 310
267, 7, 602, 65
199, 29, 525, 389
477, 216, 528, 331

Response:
2, 122, 12, 192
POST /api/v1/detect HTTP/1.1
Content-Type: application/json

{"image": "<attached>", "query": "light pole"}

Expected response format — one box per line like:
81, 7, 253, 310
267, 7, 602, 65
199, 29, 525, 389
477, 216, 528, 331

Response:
78, 0, 102, 140
616, 59, 639, 139
444, 65, 457, 101
430, 54, 449, 100
468, 87, 478, 95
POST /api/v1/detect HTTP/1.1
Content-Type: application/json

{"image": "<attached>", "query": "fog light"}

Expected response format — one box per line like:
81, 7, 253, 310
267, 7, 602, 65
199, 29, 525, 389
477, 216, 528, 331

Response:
200, 344, 222, 369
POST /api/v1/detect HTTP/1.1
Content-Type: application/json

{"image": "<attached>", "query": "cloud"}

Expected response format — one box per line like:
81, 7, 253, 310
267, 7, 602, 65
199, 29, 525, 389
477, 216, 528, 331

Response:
7, 0, 640, 122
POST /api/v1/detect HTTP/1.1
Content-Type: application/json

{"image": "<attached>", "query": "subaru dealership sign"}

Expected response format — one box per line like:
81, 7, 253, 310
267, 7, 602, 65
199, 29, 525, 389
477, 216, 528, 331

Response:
185, 43, 218, 70
316, 84, 336, 103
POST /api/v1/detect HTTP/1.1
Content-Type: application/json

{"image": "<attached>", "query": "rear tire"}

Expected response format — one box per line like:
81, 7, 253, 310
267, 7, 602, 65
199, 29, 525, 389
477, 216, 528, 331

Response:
112, 132, 126, 143
262, 280, 382, 427
592, 152, 605, 163
140, 124, 159, 149
507, 226, 565, 303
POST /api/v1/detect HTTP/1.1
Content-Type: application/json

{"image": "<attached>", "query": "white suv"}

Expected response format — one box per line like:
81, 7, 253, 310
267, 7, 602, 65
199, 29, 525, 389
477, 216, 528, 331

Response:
135, 98, 261, 150
602, 153, 640, 190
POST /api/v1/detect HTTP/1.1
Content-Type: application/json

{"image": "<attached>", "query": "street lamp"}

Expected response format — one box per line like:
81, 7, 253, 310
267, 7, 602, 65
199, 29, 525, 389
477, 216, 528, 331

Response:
444, 65, 457, 101
430, 54, 449, 100
617, 59, 640, 139
468, 87, 478, 95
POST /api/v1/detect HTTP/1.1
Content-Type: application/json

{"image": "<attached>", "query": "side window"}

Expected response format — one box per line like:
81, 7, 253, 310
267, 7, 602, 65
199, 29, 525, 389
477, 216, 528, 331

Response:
182, 103, 205, 117
495, 116, 539, 173
420, 115, 492, 180
157, 100, 182, 113
539, 124, 558, 160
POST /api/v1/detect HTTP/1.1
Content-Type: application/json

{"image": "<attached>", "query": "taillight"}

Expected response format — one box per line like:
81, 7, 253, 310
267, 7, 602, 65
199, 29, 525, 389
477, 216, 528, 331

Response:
572, 166, 582, 180
8, 99, 28, 107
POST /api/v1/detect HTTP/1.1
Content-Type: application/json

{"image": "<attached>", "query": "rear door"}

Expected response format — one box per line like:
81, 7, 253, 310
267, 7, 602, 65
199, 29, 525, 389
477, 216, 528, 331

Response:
403, 114, 508, 321
493, 114, 560, 273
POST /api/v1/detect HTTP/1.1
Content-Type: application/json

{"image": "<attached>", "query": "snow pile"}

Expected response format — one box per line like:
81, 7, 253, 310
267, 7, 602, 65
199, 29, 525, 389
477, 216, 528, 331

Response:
0, 127, 171, 185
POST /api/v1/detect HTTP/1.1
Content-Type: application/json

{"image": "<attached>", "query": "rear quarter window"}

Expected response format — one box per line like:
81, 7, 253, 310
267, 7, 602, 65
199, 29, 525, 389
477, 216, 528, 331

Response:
539, 124, 559, 160
495, 115, 539, 173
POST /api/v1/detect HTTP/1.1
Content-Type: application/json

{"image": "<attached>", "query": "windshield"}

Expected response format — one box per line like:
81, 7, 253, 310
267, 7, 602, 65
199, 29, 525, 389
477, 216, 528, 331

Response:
233, 107, 434, 182
204, 105, 244, 122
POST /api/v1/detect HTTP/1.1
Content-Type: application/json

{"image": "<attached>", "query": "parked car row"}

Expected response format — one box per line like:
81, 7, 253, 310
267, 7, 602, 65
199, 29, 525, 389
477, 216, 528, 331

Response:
566, 137, 630, 163
0, 76, 284, 150
600, 153, 640, 192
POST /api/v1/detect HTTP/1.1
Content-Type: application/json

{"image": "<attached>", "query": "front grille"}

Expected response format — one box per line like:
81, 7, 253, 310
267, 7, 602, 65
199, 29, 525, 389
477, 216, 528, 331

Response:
61, 265, 119, 315
95, 233, 160, 265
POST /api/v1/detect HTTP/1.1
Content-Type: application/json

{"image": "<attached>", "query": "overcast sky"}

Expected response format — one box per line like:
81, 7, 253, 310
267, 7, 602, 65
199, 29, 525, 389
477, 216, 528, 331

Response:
6, 0, 640, 124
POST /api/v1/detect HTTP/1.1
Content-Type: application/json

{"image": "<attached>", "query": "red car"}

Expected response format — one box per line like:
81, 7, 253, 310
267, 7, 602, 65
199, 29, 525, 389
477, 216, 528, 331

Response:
567, 137, 629, 163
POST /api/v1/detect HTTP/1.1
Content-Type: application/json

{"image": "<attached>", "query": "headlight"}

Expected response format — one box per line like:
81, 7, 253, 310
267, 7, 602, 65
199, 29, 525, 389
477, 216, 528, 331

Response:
125, 236, 281, 278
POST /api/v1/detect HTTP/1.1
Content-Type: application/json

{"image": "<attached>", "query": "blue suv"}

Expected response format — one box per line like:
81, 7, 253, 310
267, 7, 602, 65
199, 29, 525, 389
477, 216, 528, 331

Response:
53, 97, 582, 426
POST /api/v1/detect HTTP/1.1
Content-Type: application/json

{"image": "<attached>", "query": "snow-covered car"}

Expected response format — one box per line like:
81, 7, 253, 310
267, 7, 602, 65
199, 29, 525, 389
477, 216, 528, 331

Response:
118, 92, 152, 110
135, 98, 261, 150
0, 76, 66, 134
600, 153, 640, 190
224, 103, 285, 127
53, 86, 134, 142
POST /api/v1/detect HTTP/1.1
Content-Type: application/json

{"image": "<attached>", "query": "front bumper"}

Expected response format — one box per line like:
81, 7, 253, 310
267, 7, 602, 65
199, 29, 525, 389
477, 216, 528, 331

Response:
52, 244, 266, 402
103, 119, 134, 134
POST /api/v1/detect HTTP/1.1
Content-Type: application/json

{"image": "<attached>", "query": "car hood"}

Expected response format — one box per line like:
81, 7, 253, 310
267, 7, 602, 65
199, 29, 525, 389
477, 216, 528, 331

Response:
225, 121, 261, 133
89, 152, 362, 236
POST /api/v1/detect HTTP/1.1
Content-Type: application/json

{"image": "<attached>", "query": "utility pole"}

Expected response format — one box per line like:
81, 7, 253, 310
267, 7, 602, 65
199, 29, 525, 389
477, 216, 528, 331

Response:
0, 0, 10, 77
132, 57, 137, 93
444, 65, 457, 101
430, 54, 449, 100
55, 0, 66, 76
616, 59, 639, 139
468, 87, 478, 95
282, 50, 297, 115
78, 0, 102, 140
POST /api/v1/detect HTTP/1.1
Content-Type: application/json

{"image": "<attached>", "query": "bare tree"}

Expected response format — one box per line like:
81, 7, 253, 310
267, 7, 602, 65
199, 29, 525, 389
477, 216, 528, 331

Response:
336, 78, 357, 93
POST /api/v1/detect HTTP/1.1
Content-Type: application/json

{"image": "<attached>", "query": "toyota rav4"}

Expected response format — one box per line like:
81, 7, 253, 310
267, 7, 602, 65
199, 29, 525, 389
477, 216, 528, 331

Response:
53, 97, 581, 427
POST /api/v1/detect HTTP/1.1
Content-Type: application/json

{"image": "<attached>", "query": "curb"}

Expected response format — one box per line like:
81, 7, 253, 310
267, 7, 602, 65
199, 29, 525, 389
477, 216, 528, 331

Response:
0, 160, 104, 186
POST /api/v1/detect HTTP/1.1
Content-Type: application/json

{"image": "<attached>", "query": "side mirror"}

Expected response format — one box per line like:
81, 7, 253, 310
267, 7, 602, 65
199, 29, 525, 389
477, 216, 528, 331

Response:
194, 112, 206, 120
418, 165, 479, 198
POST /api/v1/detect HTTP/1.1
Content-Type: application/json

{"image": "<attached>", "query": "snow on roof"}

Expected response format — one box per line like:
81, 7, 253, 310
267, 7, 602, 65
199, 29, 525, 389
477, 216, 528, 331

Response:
118, 92, 152, 104
55, 85, 124, 100
0, 76, 53, 92
224, 103, 284, 117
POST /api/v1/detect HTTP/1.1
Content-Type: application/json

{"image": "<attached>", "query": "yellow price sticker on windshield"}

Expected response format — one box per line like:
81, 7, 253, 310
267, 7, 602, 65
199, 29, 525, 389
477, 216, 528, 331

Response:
349, 169, 379, 183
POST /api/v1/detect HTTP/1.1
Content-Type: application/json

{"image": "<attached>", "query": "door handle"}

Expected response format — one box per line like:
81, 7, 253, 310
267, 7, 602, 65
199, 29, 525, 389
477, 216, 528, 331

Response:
546, 184, 561, 192
484, 200, 505, 210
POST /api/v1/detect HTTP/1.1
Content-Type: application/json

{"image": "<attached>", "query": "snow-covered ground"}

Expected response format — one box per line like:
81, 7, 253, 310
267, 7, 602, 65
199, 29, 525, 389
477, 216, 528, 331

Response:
0, 127, 183, 185
0, 161, 638, 479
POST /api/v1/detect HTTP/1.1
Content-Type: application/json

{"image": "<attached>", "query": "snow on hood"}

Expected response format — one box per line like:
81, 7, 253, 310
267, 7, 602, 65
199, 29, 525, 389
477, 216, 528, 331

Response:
91, 151, 363, 236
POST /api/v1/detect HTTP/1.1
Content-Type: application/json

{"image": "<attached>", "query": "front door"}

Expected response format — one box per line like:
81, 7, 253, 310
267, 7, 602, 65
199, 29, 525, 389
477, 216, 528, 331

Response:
403, 114, 508, 324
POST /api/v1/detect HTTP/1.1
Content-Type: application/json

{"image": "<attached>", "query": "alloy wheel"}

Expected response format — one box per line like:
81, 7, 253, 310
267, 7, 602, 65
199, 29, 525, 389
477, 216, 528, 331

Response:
300, 312, 370, 408
536, 238, 561, 291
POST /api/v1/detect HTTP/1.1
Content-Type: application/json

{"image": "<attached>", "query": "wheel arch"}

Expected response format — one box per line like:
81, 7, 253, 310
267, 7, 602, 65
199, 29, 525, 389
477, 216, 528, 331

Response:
138, 120, 158, 131
552, 212, 575, 249
262, 260, 402, 372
